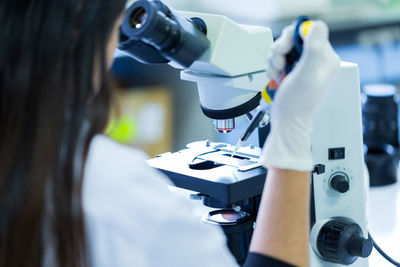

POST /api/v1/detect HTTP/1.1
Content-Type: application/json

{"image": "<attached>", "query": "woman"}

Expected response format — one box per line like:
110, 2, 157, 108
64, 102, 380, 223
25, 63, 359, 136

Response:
0, 0, 340, 266
0, 1, 126, 266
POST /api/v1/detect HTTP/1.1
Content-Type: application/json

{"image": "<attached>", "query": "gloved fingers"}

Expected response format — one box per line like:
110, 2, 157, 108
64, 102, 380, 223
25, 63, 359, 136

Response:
294, 20, 339, 81
267, 25, 294, 80
268, 52, 285, 73
267, 66, 281, 81
273, 25, 295, 55
301, 21, 331, 64
303, 20, 329, 47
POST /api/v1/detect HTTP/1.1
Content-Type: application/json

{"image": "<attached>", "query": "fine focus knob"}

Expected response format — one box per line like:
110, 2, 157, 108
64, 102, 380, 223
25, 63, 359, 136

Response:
330, 174, 350, 193
316, 219, 372, 265
347, 235, 373, 258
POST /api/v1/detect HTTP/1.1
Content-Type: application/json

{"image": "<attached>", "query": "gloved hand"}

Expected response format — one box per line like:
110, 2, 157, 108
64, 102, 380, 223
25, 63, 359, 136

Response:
260, 21, 340, 171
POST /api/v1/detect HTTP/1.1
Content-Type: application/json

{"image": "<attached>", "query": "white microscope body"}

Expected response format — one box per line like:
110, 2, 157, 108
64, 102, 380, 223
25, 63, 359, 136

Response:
178, 12, 370, 267
310, 62, 369, 266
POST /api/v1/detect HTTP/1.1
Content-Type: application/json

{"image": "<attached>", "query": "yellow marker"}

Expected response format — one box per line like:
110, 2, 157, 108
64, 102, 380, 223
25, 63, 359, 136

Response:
261, 85, 273, 104
300, 20, 312, 37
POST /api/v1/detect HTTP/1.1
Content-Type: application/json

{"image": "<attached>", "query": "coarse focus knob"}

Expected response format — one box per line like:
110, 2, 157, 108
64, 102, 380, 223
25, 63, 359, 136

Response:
330, 174, 349, 193
316, 219, 372, 265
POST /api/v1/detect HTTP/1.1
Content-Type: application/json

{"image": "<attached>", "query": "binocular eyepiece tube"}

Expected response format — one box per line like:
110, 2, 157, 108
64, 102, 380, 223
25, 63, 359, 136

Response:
119, 0, 210, 68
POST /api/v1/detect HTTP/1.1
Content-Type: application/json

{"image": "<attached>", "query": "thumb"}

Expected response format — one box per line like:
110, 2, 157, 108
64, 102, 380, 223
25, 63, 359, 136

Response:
293, 20, 339, 82
304, 20, 329, 47
301, 21, 330, 67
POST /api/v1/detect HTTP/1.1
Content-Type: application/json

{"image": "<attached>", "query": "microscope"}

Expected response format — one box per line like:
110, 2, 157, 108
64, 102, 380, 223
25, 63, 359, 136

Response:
119, 1, 372, 266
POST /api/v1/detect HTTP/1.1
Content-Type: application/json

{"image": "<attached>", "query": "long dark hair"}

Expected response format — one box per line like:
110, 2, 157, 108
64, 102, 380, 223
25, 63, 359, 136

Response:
0, 1, 126, 266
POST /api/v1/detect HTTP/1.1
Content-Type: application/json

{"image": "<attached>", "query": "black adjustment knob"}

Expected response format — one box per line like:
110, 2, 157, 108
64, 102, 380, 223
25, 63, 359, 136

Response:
347, 235, 373, 258
316, 219, 372, 265
330, 174, 350, 193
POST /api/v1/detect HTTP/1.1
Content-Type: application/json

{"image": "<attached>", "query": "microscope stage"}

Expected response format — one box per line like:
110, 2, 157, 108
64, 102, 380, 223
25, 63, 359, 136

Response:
148, 141, 267, 207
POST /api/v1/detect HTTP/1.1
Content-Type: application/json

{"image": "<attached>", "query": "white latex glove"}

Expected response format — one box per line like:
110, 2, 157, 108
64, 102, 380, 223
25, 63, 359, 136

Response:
260, 21, 340, 171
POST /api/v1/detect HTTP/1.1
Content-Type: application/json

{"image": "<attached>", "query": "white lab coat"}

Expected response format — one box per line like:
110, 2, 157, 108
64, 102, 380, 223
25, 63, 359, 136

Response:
83, 135, 238, 267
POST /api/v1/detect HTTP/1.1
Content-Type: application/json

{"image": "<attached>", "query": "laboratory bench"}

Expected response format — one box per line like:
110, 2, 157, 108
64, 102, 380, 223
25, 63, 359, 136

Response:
368, 178, 400, 266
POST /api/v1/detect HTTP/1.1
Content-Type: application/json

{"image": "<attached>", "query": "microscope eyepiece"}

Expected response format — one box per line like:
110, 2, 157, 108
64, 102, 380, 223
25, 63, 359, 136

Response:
129, 7, 148, 29
119, 0, 210, 68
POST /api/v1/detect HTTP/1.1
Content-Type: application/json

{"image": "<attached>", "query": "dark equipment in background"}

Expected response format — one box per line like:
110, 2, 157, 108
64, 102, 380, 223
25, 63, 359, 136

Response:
362, 84, 400, 186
